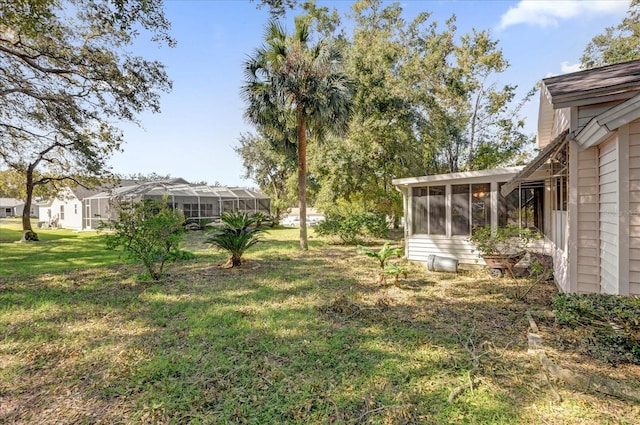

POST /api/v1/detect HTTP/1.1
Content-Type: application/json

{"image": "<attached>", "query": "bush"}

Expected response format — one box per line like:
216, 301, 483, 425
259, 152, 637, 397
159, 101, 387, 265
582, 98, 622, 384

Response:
101, 199, 185, 280
21, 230, 39, 241
314, 212, 389, 244
206, 212, 265, 267
553, 293, 640, 365
362, 212, 389, 238
315, 214, 363, 244
468, 224, 537, 256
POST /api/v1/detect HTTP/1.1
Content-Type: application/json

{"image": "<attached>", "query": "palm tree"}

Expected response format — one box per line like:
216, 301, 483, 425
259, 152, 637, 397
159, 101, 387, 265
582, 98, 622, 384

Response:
242, 17, 351, 250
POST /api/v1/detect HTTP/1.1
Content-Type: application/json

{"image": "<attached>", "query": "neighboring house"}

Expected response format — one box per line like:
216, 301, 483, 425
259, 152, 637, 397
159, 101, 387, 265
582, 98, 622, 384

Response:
83, 179, 270, 230
0, 198, 25, 218
39, 186, 104, 230
394, 59, 640, 296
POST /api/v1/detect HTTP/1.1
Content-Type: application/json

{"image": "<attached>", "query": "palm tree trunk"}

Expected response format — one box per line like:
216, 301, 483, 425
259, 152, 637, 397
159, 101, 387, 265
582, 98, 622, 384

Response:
297, 112, 308, 250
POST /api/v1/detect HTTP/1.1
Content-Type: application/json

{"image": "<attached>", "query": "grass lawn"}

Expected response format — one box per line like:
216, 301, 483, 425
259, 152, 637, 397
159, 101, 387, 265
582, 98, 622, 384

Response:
1, 223, 639, 424
0, 218, 126, 276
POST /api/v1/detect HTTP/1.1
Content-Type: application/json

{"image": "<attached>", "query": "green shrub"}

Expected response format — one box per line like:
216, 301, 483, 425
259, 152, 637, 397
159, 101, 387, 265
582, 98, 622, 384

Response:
315, 212, 388, 244
468, 224, 538, 256
553, 293, 640, 365
170, 249, 196, 261
206, 212, 265, 267
22, 230, 39, 241
362, 212, 389, 238
101, 199, 185, 281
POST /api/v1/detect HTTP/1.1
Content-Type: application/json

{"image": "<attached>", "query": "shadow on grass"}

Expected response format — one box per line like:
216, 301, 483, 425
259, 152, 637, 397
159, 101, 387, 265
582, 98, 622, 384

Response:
0, 253, 538, 425
1, 237, 635, 424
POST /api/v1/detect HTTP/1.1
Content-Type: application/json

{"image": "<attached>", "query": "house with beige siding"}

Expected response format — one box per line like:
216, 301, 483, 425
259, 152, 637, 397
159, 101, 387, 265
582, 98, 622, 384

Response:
394, 59, 640, 296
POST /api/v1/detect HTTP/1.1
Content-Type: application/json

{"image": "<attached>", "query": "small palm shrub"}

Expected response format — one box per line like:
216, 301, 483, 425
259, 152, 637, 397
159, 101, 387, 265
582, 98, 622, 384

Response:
206, 212, 265, 267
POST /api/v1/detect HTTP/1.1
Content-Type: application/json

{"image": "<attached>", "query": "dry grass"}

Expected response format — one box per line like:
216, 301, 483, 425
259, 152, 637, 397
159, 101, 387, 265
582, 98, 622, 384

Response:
1, 228, 639, 424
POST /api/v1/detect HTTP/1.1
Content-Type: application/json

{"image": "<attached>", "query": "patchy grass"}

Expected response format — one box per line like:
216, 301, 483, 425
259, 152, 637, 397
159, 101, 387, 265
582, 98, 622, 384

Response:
1, 226, 639, 424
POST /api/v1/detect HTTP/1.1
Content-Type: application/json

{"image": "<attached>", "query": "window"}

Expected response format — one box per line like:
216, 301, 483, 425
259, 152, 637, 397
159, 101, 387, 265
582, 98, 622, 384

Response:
60, 205, 65, 220
471, 183, 491, 231
520, 185, 544, 230
411, 186, 445, 235
498, 183, 519, 227
556, 176, 567, 212
74, 204, 78, 214
182, 204, 199, 218
429, 186, 446, 235
258, 199, 270, 213
222, 200, 235, 213
199, 204, 213, 217
411, 187, 428, 234
451, 184, 470, 235
498, 182, 544, 230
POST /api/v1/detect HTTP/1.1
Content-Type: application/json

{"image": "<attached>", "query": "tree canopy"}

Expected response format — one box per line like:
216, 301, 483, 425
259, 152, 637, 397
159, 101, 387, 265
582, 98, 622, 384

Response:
0, 0, 173, 236
581, 0, 640, 69
309, 0, 532, 219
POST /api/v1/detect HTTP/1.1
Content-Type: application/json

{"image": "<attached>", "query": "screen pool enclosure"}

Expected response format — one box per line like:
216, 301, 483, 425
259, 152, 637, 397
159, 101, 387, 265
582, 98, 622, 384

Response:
82, 179, 270, 230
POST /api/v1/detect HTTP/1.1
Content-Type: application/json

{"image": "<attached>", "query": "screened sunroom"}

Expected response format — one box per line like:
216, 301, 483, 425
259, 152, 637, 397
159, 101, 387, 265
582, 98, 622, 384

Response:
393, 167, 548, 265
82, 179, 270, 230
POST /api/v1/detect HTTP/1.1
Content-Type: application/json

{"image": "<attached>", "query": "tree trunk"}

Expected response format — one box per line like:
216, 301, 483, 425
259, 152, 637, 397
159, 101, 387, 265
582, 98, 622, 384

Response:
297, 112, 308, 251
21, 164, 35, 235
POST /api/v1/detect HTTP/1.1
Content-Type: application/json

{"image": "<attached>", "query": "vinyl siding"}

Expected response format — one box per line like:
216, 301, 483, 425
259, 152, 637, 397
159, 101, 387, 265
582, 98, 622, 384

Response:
49, 196, 84, 230
577, 101, 622, 131
406, 236, 551, 268
549, 108, 570, 146
627, 120, 640, 295
598, 137, 618, 294
576, 147, 600, 293
407, 236, 482, 265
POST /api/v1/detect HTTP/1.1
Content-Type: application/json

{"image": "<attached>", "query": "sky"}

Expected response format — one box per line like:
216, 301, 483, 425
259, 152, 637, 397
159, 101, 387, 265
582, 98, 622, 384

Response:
111, 0, 631, 187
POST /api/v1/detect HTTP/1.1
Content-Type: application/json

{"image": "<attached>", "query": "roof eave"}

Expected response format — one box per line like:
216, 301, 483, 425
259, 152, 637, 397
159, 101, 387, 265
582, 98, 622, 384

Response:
392, 166, 524, 187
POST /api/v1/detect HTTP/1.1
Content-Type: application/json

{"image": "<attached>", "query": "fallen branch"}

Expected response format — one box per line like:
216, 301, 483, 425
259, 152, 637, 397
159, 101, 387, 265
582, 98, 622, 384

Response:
448, 377, 483, 403
448, 323, 492, 403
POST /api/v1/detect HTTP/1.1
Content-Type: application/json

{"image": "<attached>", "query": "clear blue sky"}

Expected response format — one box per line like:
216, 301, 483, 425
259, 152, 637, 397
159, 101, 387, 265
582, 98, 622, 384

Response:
111, 0, 630, 187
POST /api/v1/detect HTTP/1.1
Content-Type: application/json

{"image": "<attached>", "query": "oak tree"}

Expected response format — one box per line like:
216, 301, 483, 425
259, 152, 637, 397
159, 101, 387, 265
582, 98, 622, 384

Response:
0, 0, 173, 239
